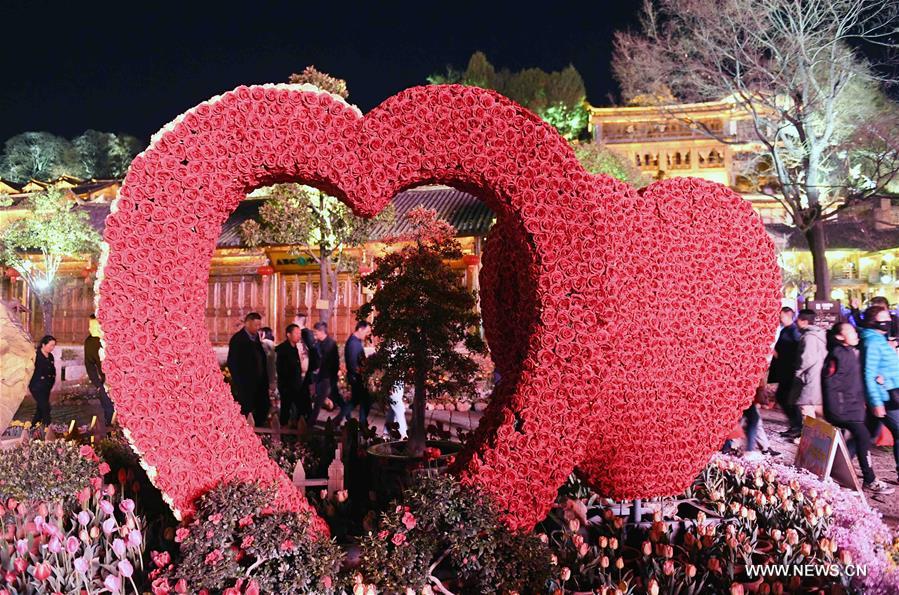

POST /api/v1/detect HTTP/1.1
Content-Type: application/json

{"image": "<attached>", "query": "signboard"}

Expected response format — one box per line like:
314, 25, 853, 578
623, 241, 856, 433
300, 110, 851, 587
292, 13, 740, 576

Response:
794, 416, 864, 496
266, 249, 317, 273
807, 300, 842, 330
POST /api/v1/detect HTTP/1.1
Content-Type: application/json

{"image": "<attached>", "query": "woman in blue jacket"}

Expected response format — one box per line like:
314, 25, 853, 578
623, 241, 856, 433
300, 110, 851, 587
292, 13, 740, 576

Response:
862, 306, 899, 480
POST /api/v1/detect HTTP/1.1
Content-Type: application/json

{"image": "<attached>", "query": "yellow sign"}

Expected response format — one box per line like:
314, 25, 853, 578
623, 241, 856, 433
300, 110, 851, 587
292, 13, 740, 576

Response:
266, 249, 317, 273
315, 299, 330, 310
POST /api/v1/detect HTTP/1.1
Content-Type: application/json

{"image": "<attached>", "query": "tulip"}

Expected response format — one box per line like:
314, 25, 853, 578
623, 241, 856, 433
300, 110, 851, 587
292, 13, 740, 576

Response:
174, 578, 189, 593
104, 574, 121, 593
600, 556, 610, 569
118, 559, 134, 578
113, 538, 126, 558
686, 564, 697, 578
642, 541, 652, 556
65, 536, 80, 554
731, 584, 744, 595
74, 556, 89, 574
560, 567, 571, 581
32, 562, 52, 581
609, 537, 618, 550
615, 557, 624, 570
647, 578, 660, 595
662, 559, 674, 576
599, 536, 608, 549
15, 539, 27, 555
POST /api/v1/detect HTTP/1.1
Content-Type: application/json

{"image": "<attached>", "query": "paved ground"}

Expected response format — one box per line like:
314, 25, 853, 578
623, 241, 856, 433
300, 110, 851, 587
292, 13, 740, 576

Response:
11, 392, 899, 528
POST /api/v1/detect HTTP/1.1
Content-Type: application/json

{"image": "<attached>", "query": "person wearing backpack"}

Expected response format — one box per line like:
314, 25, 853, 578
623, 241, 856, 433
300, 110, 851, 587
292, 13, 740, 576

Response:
824, 322, 893, 494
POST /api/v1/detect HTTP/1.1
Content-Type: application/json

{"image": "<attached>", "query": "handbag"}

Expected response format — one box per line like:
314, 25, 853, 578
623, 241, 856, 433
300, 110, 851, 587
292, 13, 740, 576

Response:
889, 387, 899, 407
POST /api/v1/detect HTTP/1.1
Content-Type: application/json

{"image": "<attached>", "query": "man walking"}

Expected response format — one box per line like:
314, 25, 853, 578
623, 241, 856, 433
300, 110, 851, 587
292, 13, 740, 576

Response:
84, 314, 115, 426
345, 321, 373, 429
792, 309, 827, 436
276, 323, 312, 428
771, 307, 803, 438
307, 322, 342, 427
226, 312, 270, 426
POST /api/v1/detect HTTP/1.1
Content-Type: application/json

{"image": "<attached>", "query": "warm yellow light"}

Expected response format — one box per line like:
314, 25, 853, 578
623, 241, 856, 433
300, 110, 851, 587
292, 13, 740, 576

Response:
830, 289, 846, 301
883, 253, 896, 263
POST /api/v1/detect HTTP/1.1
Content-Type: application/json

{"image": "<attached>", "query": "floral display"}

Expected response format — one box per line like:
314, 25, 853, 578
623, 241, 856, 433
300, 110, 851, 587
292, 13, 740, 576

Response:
0, 445, 147, 594
543, 455, 899, 594
0, 440, 100, 503
97, 82, 780, 532
356, 475, 552, 594
149, 482, 342, 594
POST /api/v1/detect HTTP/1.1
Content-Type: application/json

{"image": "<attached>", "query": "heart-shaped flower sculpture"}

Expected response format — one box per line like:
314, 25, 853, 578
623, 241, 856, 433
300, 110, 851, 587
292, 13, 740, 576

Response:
97, 83, 780, 533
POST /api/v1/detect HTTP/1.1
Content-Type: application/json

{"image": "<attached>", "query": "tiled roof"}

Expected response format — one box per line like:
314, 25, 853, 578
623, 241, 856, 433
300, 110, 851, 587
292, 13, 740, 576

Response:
218, 186, 495, 247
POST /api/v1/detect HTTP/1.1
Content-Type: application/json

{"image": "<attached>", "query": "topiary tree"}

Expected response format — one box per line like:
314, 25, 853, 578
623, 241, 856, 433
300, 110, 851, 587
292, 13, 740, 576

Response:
573, 141, 651, 188
357, 208, 486, 457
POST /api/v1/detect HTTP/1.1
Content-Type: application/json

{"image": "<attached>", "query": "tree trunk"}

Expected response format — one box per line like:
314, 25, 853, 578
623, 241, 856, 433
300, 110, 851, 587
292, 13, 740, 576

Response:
805, 220, 830, 301
409, 369, 427, 458
39, 296, 53, 337
318, 246, 330, 325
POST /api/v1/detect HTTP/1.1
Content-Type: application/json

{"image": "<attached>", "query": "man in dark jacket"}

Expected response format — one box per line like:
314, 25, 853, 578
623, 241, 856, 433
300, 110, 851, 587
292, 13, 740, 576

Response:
307, 321, 344, 426
770, 307, 803, 437
345, 320, 373, 429
276, 323, 312, 427
226, 312, 269, 426
823, 322, 893, 494
84, 315, 115, 425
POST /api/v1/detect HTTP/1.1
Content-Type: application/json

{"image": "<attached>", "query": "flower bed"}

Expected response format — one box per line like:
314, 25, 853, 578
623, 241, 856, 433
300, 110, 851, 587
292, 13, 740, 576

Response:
542, 455, 899, 594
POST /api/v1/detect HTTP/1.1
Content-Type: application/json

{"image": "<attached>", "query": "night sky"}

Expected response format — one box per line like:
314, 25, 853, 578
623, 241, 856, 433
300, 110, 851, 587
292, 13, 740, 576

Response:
0, 1, 640, 142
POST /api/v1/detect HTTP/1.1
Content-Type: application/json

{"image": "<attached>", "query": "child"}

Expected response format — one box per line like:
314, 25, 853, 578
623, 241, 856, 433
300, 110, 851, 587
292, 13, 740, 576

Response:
823, 322, 893, 494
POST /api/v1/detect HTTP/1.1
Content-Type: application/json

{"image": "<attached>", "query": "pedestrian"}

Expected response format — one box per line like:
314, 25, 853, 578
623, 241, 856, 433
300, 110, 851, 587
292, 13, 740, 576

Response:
28, 335, 57, 426
771, 307, 803, 438
853, 297, 899, 340
293, 312, 315, 353
823, 322, 893, 494
275, 323, 312, 428
226, 313, 270, 426
791, 308, 827, 436
259, 326, 277, 397
84, 314, 115, 426
307, 321, 343, 427
345, 320, 373, 429
861, 305, 899, 481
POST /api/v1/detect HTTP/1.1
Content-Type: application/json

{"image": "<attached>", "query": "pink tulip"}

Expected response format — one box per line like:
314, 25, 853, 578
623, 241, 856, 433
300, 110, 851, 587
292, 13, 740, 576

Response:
74, 557, 89, 574
77, 511, 91, 526
128, 528, 142, 548
104, 574, 121, 593
48, 537, 61, 553
32, 562, 52, 581
100, 500, 115, 515
102, 517, 116, 535
65, 536, 80, 554
117, 559, 134, 578
14, 539, 27, 555
112, 538, 126, 557
120, 499, 135, 514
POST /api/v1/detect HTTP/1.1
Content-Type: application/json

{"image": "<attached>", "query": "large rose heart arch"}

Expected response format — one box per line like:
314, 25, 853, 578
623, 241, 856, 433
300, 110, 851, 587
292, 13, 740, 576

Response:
97, 83, 780, 533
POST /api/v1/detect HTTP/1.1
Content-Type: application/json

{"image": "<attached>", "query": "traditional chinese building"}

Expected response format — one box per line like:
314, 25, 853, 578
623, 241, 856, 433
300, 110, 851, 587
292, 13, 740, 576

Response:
589, 97, 787, 224
0, 179, 492, 347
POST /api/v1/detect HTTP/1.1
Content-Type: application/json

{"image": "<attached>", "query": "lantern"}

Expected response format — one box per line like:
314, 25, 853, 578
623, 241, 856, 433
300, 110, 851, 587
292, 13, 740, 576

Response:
4, 268, 19, 281
257, 264, 274, 276
463, 254, 480, 267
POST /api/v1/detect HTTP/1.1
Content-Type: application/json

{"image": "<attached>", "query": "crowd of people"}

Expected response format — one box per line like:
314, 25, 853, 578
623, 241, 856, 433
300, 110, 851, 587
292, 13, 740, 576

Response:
225, 312, 407, 437
734, 297, 899, 495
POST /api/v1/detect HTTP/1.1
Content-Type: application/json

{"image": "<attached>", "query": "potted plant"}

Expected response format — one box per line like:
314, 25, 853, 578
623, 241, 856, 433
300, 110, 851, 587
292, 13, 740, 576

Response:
357, 207, 486, 461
